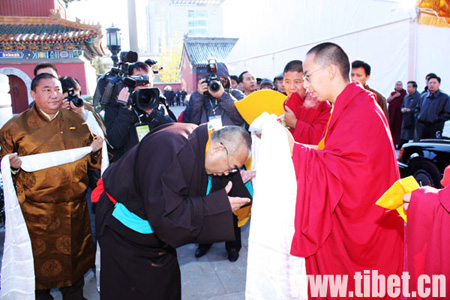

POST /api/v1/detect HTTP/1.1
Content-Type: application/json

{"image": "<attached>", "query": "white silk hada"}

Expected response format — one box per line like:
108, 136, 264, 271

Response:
246, 113, 308, 300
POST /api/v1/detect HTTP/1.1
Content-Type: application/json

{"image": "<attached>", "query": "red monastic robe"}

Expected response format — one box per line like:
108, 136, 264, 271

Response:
388, 89, 407, 146
291, 82, 404, 299
407, 186, 450, 300
284, 92, 332, 145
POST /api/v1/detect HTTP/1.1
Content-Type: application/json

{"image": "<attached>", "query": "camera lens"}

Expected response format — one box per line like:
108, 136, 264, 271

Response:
72, 98, 84, 107
134, 88, 160, 110
209, 80, 221, 93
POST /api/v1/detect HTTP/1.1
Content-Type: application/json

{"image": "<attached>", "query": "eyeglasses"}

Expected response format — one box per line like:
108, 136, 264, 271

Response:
302, 67, 325, 82
220, 142, 240, 173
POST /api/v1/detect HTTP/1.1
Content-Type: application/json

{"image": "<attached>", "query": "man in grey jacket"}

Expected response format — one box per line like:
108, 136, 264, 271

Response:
183, 62, 246, 127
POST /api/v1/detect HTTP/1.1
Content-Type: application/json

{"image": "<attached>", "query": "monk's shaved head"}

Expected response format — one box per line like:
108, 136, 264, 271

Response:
211, 126, 251, 157
307, 42, 350, 82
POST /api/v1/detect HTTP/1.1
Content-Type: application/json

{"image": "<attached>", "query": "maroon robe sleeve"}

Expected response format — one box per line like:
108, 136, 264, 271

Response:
293, 100, 331, 145
407, 186, 450, 299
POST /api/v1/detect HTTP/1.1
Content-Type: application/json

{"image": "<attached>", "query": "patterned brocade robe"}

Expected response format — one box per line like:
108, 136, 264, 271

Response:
0, 105, 100, 290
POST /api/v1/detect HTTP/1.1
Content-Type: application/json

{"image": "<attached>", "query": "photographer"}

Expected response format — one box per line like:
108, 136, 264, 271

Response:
104, 61, 175, 162
60, 76, 107, 137
183, 61, 246, 127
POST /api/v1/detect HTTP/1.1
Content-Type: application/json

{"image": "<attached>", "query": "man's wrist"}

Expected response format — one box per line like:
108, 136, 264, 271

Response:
118, 100, 129, 109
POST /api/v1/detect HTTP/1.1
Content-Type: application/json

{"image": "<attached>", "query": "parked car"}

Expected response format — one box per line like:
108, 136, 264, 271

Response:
398, 138, 450, 188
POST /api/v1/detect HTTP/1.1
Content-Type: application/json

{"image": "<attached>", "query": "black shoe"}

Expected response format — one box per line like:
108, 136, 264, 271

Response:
227, 249, 239, 262
195, 244, 211, 258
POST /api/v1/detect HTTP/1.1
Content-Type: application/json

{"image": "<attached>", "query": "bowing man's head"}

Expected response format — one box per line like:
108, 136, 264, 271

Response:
205, 126, 251, 177
302, 42, 350, 104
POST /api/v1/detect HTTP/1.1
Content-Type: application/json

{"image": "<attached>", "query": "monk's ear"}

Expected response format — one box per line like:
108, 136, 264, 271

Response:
327, 64, 338, 79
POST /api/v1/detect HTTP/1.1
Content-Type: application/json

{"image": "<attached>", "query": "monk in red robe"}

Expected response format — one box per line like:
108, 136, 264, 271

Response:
387, 81, 407, 148
284, 92, 331, 144
403, 166, 450, 299
283, 60, 332, 145
288, 42, 404, 299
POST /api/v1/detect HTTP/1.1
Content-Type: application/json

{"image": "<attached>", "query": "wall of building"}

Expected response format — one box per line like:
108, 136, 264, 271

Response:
0, 60, 98, 116
222, 0, 424, 97
0, 74, 13, 128
138, 0, 224, 56
180, 52, 196, 93
0, 0, 65, 17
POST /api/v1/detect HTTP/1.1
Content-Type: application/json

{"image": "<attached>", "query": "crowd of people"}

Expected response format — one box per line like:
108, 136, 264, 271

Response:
0, 41, 449, 300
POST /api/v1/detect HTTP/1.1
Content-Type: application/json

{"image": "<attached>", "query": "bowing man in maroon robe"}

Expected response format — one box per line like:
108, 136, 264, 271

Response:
288, 42, 404, 299
94, 123, 253, 300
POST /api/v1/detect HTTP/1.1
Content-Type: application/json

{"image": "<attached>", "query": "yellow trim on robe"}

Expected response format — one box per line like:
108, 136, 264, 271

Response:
317, 108, 333, 150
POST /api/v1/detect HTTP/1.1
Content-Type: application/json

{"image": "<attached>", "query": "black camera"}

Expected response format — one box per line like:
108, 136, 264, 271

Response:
93, 50, 166, 113
122, 75, 160, 111
204, 58, 222, 96
129, 88, 161, 111
65, 88, 83, 107
120, 51, 138, 64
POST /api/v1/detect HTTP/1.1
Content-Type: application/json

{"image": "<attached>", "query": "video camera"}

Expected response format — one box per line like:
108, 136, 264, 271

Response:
93, 51, 162, 112
65, 88, 84, 107
204, 58, 222, 97
122, 74, 161, 110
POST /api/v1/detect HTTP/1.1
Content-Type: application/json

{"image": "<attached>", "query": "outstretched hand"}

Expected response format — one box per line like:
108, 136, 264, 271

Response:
91, 136, 104, 153
9, 153, 22, 169
225, 181, 251, 212
284, 106, 297, 129
403, 193, 411, 211
240, 169, 256, 184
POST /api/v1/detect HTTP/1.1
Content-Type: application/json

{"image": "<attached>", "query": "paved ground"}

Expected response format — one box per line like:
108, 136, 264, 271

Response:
0, 105, 249, 300
0, 222, 250, 300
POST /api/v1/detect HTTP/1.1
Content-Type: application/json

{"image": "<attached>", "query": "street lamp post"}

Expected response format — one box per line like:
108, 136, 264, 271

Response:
106, 25, 121, 67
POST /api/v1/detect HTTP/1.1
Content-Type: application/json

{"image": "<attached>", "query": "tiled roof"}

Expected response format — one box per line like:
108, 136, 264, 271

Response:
0, 15, 101, 44
183, 37, 238, 66
0, 10, 107, 58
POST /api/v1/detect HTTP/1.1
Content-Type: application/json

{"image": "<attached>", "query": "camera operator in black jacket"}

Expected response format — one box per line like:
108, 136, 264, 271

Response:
183, 61, 246, 127
105, 62, 175, 162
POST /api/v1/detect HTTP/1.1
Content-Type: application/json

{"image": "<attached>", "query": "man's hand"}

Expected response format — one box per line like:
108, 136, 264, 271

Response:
91, 136, 104, 153
61, 98, 71, 110
69, 101, 86, 118
197, 79, 208, 95
285, 127, 295, 155
403, 193, 411, 211
240, 169, 256, 184
284, 106, 297, 129
225, 181, 251, 212
9, 153, 22, 169
209, 82, 225, 99
118, 87, 130, 107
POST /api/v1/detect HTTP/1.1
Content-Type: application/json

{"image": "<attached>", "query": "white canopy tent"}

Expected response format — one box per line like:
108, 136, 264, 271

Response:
222, 0, 450, 97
